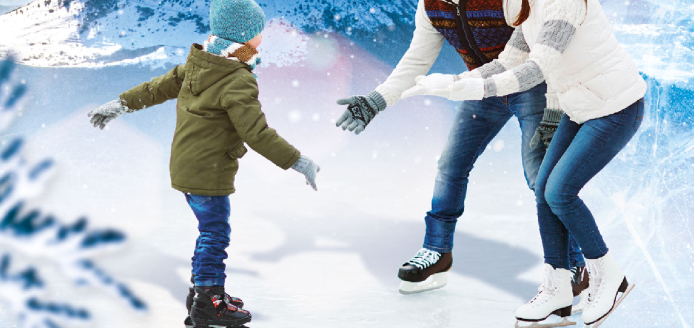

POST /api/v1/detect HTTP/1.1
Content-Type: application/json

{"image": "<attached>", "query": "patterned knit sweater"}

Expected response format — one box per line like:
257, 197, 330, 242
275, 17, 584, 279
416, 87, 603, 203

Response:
374, 0, 514, 107
424, 0, 513, 70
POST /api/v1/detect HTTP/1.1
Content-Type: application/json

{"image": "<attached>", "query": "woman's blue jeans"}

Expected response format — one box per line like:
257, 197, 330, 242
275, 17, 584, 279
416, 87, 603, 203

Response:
423, 83, 585, 268
535, 99, 644, 269
185, 193, 231, 287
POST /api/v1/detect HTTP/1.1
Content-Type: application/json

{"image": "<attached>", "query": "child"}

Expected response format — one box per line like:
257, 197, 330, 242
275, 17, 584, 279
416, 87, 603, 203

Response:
404, 0, 644, 326
87, 0, 320, 326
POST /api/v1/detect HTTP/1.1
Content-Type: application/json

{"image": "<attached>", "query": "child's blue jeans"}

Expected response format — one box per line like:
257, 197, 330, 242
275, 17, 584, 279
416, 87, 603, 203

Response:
535, 99, 644, 269
185, 193, 231, 287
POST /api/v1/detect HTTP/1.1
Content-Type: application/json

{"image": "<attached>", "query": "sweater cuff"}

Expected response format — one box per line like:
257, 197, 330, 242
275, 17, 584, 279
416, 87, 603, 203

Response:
374, 85, 400, 107
367, 91, 387, 112
543, 108, 564, 123
545, 93, 561, 110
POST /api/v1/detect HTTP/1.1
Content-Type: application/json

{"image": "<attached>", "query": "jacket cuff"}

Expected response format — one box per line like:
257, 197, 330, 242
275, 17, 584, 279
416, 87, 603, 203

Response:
280, 149, 301, 170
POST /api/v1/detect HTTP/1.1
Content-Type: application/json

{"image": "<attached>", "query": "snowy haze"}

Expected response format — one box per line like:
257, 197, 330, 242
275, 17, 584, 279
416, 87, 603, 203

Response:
0, 0, 693, 328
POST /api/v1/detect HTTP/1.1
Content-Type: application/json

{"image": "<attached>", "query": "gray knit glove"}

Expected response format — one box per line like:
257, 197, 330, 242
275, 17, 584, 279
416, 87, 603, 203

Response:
87, 99, 130, 130
335, 91, 387, 135
530, 108, 564, 149
291, 155, 320, 191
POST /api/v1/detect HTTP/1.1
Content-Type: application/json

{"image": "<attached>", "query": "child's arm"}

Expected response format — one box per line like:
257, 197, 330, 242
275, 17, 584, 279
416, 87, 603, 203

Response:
222, 74, 301, 170
119, 64, 186, 110
88, 65, 186, 129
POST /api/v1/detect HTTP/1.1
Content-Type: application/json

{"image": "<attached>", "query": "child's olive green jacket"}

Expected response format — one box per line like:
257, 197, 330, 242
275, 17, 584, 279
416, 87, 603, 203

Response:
120, 44, 301, 196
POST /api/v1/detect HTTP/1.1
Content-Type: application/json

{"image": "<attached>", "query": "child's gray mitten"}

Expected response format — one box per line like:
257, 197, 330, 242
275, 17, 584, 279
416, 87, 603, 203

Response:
87, 99, 131, 130
291, 155, 320, 191
335, 91, 387, 135
530, 108, 564, 149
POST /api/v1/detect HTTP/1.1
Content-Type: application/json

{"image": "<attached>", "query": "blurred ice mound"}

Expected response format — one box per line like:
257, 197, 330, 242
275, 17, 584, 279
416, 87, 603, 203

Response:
0, 59, 145, 328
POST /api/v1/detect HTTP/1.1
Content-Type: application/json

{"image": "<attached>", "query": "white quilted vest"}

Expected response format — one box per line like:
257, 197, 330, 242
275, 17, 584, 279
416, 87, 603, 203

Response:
506, 0, 646, 123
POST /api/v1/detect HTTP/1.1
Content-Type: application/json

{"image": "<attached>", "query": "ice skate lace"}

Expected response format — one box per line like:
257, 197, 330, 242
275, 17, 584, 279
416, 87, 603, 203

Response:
528, 266, 560, 307
585, 261, 603, 308
407, 248, 441, 270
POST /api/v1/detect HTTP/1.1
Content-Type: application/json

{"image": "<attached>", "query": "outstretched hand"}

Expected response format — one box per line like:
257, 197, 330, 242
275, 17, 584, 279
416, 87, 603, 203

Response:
402, 74, 485, 101
291, 155, 321, 191
335, 91, 387, 135
87, 99, 130, 130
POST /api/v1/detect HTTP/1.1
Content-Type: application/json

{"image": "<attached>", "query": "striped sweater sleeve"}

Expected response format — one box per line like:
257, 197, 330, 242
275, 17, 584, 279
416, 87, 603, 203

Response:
464, 27, 530, 79
481, 0, 587, 98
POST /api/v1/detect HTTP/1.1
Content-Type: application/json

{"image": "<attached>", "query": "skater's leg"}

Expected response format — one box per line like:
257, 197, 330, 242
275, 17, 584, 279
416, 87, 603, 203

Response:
507, 82, 547, 191
540, 100, 644, 326
185, 193, 231, 287
544, 100, 643, 259
508, 82, 587, 269
424, 97, 513, 252
534, 115, 581, 270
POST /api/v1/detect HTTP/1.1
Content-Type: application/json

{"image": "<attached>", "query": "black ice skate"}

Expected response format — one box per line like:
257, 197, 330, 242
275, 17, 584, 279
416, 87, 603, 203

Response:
184, 280, 245, 328
398, 248, 452, 294
570, 265, 589, 314
189, 286, 251, 328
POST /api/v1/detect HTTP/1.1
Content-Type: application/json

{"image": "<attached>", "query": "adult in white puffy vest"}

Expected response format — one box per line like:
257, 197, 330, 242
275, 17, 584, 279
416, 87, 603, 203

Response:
404, 0, 645, 326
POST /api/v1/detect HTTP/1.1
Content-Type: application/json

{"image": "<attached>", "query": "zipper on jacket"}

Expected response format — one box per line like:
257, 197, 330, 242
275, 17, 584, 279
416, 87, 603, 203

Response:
454, 1, 490, 67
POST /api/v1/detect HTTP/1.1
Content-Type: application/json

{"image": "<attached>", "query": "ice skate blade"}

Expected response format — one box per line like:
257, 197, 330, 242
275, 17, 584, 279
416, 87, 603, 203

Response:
515, 317, 576, 328
399, 272, 447, 295
585, 283, 635, 328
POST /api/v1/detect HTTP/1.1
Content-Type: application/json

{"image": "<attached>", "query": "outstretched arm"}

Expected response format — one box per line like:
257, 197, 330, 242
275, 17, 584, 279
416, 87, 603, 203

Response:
481, 0, 586, 98
119, 64, 186, 111
374, 0, 445, 107
223, 74, 300, 170
88, 65, 186, 129
464, 27, 531, 80
335, 0, 444, 134
405, 0, 586, 101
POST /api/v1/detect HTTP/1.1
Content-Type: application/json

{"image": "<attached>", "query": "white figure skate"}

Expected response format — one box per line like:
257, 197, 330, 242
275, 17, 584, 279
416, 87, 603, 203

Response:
515, 264, 576, 328
582, 252, 635, 328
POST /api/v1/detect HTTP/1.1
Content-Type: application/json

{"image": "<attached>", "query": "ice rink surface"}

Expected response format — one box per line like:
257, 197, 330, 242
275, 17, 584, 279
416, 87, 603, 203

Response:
1, 1, 693, 326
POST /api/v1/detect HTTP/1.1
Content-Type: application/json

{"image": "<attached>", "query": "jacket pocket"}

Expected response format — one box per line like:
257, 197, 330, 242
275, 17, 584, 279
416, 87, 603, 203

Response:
226, 144, 248, 160
210, 147, 243, 174
579, 73, 612, 102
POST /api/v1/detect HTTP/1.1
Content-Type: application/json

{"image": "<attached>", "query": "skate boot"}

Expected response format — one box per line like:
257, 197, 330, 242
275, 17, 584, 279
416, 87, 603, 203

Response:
398, 248, 452, 294
184, 277, 245, 328
515, 264, 576, 328
189, 286, 251, 328
582, 252, 634, 328
570, 266, 589, 314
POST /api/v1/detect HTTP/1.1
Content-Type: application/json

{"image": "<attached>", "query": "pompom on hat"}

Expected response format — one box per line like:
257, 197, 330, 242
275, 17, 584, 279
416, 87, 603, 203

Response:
210, 0, 265, 43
